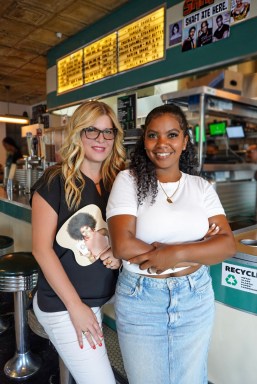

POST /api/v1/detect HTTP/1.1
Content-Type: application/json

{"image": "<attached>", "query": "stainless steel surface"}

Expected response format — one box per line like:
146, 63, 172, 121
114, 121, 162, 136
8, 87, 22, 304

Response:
1, 270, 40, 379
161, 86, 257, 124
0, 273, 38, 292
0, 186, 32, 209
4, 350, 41, 379
161, 86, 257, 109
0, 0, 129, 105
216, 180, 256, 220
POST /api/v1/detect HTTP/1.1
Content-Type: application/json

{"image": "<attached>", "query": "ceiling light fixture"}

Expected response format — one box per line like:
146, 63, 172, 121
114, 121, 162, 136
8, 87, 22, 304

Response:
0, 86, 30, 125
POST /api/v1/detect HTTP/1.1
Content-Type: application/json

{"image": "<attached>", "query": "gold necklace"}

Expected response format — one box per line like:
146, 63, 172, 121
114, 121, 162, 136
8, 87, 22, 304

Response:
159, 177, 181, 204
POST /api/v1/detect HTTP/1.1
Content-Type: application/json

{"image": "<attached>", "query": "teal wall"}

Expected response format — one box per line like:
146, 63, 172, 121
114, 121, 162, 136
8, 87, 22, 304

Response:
47, 0, 257, 110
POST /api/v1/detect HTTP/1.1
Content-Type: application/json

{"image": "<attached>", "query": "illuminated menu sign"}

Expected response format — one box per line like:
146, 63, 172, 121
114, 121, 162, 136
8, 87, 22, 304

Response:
118, 8, 164, 72
56, 7, 165, 94
57, 49, 83, 94
84, 33, 118, 83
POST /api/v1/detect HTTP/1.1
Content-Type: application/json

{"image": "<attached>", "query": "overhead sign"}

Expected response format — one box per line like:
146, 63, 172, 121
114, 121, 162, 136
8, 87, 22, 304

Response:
183, 0, 215, 16
222, 262, 257, 295
84, 33, 118, 83
118, 8, 164, 72
57, 49, 83, 94
56, 7, 164, 94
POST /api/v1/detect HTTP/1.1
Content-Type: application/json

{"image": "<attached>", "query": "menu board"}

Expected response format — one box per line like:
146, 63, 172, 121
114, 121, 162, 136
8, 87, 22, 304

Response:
118, 8, 164, 72
56, 7, 165, 94
57, 49, 83, 94
84, 33, 118, 83
117, 94, 136, 130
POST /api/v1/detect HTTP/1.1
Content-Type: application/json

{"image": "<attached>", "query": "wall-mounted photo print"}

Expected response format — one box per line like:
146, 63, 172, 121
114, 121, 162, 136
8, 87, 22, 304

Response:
213, 12, 230, 42
197, 19, 213, 47
230, 0, 250, 23
56, 205, 110, 266
169, 20, 182, 46
182, 25, 197, 52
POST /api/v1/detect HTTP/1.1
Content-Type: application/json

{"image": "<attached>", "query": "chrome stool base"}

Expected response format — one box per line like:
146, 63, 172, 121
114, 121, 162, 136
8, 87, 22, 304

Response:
4, 350, 41, 379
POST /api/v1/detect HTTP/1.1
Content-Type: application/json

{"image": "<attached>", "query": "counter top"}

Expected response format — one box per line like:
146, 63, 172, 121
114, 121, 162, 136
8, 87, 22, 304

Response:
0, 186, 31, 223
233, 224, 257, 266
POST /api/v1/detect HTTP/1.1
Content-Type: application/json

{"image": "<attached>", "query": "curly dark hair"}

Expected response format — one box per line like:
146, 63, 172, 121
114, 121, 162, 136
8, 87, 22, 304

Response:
129, 104, 199, 205
67, 213, 96, 240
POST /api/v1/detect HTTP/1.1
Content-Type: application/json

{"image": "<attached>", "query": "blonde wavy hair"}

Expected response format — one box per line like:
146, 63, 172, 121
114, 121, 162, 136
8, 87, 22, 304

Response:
47, 100, 125, 210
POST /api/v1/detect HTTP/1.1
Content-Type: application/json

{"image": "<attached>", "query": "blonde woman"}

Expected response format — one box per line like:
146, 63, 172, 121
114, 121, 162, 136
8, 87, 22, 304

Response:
31, 101, 125, 384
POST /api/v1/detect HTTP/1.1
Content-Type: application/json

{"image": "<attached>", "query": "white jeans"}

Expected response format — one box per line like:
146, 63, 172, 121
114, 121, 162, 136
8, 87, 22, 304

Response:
33, 293, 116, 384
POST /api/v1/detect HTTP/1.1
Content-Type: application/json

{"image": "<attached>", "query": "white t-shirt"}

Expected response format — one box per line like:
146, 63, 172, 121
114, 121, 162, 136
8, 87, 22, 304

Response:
106, 170, 225, 275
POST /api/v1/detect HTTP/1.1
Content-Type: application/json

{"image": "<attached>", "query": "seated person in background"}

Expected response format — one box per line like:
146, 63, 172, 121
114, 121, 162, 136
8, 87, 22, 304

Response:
246, 144, 257, 163
2, 137, 23, 169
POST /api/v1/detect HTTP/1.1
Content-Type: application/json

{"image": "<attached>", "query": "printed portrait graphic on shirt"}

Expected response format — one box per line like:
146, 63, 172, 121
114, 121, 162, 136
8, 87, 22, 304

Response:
56, 204, 110, 266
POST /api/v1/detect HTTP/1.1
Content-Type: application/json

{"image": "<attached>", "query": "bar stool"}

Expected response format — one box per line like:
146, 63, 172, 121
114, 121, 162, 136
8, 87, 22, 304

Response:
0, 235, 14, 334
0, 251, 41, 379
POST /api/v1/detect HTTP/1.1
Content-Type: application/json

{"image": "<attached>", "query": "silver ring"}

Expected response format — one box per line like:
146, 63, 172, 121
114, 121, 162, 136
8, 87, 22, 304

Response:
82, 330, 89, 336
147, 267, 157, 274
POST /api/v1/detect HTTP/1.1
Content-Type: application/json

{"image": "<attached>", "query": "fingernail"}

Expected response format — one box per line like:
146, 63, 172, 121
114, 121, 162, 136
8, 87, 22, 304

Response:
127, 261, 130, 264
80, 344, 83, 349
99, 342, 102, 347
92, 345, 96, 350
215, 226, 219, 230
211, 223, 215, 228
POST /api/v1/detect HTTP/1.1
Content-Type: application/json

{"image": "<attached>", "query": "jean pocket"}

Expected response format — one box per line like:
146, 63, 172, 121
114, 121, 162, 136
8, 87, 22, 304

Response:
115, 274, 140, 297
193, 269, 213, 297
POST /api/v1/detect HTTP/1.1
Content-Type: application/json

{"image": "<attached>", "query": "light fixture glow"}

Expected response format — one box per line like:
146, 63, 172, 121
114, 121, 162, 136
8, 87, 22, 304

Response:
0, 115, 30, 124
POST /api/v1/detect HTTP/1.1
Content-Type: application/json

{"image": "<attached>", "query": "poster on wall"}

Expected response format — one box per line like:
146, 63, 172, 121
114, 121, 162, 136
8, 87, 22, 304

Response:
230, 0, 251, 24
181, 0, 231, 51
169, 20, 183, 47
117, 94, 136, 130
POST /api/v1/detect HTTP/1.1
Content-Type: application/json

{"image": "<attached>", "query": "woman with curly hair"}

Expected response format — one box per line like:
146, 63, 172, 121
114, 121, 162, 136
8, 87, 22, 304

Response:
31, 100, 125, 383
107, 104, 236, 384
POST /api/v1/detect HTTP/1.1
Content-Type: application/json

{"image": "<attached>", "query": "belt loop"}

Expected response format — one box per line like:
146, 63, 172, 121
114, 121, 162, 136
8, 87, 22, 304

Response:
187, 275, 195, 291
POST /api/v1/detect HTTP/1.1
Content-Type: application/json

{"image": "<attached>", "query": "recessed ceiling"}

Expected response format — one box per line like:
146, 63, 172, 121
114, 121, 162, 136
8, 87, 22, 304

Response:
0, 0, 129, 105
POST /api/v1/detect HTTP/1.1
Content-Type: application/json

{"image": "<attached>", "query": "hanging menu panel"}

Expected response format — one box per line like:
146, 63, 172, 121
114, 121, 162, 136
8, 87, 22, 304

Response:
118, 8, 164, 72
84, 33, 118, 83
117, 94, 136, 130
57, 49, 83, 94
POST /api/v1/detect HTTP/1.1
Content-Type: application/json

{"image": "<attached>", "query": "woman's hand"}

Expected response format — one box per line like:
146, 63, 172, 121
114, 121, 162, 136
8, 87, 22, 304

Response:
100, 248, 121, 269
205, 223, 219, 239
128, 242, 176, 273
68, 302, 103, 350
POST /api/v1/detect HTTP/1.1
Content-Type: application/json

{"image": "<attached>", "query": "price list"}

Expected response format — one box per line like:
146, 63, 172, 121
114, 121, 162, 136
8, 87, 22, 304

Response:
118, 8, 164, 72
57, 49, 83, 94
84, 33, 118, 83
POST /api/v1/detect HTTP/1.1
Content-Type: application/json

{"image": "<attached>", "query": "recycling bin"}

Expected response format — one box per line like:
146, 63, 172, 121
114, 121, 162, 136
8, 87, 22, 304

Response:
208, 224, 257, 384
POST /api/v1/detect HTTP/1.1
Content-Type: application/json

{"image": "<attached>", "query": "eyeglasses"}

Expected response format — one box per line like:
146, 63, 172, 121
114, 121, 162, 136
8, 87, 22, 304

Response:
81, 126, 118, 140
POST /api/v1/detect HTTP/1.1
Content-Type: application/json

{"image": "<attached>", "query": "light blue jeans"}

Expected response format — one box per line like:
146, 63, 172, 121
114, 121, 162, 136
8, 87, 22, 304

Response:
114, 265, 215, 384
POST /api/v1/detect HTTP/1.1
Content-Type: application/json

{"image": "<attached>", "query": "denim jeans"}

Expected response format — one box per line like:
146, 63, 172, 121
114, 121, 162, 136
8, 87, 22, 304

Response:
33, 293, 116, 384
114, 265, 215, 384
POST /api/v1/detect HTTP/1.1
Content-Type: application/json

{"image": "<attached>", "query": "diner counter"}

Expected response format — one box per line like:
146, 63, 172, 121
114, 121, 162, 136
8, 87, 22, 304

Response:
0, 186, 31, 223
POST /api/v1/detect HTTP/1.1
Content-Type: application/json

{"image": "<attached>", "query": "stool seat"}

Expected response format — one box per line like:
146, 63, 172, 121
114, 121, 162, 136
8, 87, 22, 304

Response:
0, 252, 38, 292
0, 251, 41, 379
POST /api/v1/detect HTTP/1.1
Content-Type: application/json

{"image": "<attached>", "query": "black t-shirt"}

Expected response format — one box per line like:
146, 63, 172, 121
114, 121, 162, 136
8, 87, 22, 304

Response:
32, 172, 118, 312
